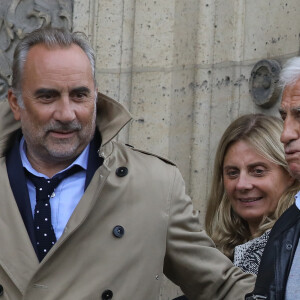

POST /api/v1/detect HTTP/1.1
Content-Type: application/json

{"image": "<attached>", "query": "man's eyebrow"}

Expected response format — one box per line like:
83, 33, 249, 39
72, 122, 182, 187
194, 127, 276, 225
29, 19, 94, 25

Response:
290, 106, 300, 113
34, 88, 59, 96
71, 86, 91, 94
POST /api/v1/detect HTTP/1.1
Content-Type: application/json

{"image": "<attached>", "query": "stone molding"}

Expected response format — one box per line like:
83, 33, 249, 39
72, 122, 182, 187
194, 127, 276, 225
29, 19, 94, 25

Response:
0, 0, 73, 99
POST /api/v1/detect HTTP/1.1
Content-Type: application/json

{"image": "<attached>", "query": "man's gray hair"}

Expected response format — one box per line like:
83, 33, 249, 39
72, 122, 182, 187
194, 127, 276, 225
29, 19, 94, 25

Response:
280, 57, 300, 88
12, 26, 96, 95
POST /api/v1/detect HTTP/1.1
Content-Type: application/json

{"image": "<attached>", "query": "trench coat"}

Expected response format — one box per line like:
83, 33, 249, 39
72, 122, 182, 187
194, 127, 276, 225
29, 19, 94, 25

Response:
0, 93, 255, 299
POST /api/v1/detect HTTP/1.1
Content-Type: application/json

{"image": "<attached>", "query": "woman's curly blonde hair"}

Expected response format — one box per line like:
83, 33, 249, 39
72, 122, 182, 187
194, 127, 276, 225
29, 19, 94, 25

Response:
205, 114, 300, 260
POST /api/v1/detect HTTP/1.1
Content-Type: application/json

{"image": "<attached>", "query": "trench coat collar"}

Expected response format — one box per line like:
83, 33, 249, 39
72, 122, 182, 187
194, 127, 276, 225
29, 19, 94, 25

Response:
96, 92, 132, 146
0, 92, 132, 156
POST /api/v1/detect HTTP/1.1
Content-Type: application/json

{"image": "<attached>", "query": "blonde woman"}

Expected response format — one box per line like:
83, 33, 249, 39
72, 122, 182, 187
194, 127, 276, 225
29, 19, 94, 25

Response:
205, 114, 299, 275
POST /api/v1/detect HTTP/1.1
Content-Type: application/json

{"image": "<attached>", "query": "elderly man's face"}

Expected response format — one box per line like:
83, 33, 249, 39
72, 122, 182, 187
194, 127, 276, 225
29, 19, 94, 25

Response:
280, 78, 300, 180
8, 44, 97, 173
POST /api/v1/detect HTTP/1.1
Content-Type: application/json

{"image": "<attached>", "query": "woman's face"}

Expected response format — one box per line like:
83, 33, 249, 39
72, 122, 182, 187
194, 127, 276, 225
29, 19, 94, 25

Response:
223, 140, 293, 235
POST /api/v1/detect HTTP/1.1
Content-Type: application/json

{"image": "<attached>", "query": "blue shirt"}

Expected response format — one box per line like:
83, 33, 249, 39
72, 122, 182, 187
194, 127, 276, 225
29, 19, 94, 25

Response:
20, 137, 89, 240
295, 190, 300, 209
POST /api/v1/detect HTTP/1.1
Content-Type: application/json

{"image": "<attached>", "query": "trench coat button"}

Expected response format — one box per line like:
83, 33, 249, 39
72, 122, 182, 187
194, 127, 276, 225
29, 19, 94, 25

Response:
113, 225, 125, 238
0, 284, 3, 296
286, 243, 293, 250
116, 167, 128, 177
102, 289, 113, 299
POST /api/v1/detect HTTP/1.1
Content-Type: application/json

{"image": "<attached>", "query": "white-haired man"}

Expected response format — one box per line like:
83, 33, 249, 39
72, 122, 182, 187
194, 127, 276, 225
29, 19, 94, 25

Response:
246, 57, 300, 300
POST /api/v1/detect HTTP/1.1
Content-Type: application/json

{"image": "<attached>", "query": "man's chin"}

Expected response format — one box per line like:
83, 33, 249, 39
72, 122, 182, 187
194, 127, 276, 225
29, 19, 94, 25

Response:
288, 164, 300, 180
46, 146, 79, 161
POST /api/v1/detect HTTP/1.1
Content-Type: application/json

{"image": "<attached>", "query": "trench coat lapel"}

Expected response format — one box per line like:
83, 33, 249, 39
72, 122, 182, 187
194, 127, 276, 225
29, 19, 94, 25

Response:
6, 134, 37, 254
85, 130, 103, 190
0, 152, 38, 293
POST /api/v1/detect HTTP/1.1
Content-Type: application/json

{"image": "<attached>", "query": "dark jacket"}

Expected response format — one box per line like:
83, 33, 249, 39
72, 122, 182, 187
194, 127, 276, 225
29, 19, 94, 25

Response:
245, 203, 300, 300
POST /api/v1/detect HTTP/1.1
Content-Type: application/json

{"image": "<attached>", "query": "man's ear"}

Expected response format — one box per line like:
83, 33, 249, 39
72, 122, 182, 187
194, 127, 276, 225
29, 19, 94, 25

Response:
7, 89, 21, 121
288, 175, 296, 187
95, 88, 98, 102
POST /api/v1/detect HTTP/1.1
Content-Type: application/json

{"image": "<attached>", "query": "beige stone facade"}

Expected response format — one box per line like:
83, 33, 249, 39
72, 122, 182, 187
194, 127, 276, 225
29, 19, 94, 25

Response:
73, 1, 300, 297
73, 0, 300, 214
1, 0, 300, 298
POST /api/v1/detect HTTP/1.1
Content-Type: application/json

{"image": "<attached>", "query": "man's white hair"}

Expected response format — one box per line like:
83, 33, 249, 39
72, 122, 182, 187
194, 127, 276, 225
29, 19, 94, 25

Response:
280, 57, 300, 88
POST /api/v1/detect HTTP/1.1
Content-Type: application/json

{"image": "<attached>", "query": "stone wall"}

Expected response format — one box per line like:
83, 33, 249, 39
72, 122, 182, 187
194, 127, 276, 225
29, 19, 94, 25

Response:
73, 1, 300, 298
1, 0, 300, 298
73, 0, 300, 223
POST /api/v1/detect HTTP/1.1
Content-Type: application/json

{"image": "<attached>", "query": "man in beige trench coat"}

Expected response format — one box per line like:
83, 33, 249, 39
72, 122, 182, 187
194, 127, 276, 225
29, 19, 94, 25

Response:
0, 27, 255, 300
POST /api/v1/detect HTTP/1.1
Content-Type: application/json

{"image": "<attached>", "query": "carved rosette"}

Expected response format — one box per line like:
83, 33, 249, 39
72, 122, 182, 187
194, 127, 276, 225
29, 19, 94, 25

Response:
249, 59, 281, 108
0, 0, 73, 101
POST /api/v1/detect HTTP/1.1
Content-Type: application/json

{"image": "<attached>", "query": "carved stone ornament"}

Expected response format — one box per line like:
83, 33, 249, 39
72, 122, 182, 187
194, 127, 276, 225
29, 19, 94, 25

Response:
0, 0, 73, 101
249, 59, 281, 108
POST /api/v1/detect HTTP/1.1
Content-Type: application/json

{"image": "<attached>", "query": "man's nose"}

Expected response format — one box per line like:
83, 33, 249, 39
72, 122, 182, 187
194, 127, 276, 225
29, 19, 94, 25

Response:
281, 116, 299, 145
53, 97, 76, 123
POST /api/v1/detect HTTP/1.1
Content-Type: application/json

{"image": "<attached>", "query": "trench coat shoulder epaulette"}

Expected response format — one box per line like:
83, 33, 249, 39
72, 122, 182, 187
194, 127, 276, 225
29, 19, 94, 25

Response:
124, 143, 176, 166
